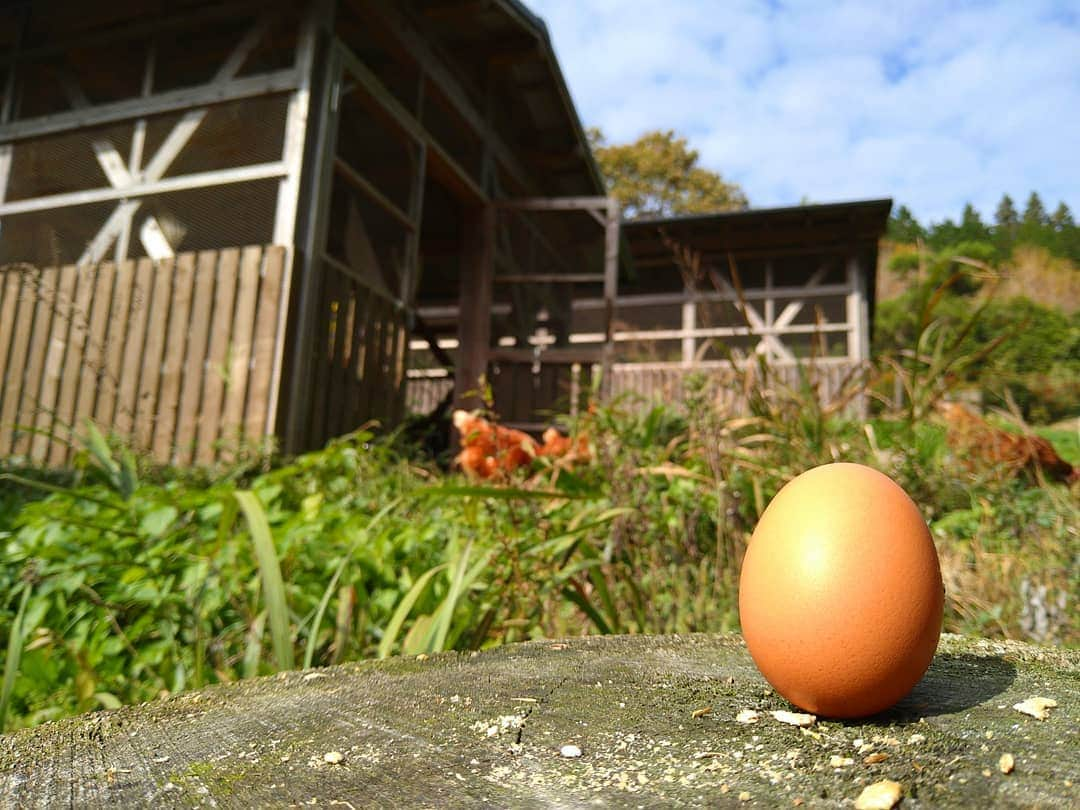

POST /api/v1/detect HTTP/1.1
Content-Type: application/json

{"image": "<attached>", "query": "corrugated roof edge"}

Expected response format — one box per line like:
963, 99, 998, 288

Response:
626, 198, 894, 229
496, 0, 608, 198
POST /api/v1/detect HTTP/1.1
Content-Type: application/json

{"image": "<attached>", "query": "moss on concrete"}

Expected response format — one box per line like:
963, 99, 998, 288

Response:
0, 633, 1076, 807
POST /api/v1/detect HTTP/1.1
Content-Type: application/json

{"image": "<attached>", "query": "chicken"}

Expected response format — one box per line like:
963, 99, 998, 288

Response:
452, 411, 591, 479
453, 410, 537, 479
937, 401, 1076, 483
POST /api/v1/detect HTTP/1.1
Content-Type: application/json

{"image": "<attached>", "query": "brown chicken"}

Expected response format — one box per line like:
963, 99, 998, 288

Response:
452, 410, 590, 479
937, 401, 1077, 483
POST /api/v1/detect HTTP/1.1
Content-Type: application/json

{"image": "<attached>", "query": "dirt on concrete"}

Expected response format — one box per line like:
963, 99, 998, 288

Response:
0, 633, 1076, 807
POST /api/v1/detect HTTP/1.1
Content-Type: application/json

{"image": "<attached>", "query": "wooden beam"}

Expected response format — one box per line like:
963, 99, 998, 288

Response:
602, 199, 619, 385
497, 196, 611, 211
337, 43, 486, 204
355, 1, 535, 194
0, 69, 299, 144
267, 11, 319, 437
11, 2, 266, 65
454, 204, 495, 409
493, 273, 603, 284
334, 156, 415, 231
0, 162, 287, 216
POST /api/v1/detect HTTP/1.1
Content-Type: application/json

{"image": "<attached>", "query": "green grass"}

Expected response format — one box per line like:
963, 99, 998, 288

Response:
0, 386, 1076, 733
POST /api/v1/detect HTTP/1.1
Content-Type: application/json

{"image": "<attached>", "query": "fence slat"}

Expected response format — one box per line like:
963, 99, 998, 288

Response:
0, 270, 25, 453
48, 265, 96, 465
14, 267, 59, 457
73, 262, 116, 455
324, 273, 352, 441
196, 248, 240, 464
219, 246, 262, 460
173, 251, 219, 466
152, 253, 196, 461
94, 259, 135, 430
133, 259, 174, 452
244, 245, 285, 442
114, 259, 155, 438
30, 265, 77, 463
343, 286, 368, 431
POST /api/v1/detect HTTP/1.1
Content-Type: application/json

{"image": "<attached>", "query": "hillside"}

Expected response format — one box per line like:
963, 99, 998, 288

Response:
878, 241, 1080, 313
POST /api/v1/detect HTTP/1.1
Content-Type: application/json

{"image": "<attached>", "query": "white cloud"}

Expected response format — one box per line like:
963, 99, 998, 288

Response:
529, 0, 1080, 223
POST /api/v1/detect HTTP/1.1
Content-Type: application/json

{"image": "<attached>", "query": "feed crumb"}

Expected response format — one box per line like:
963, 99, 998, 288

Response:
770, 710, 816, 727
560, 744, 582, 758
1012, 697, 1057, 720
854, 779, 902, 810
322, 751, 344, 765
907, 733, 925, 745
736, 709, 760, 724
738, 791, 751, 802
999, 753, 1015, 774
829, 755, 854, 768
864, 753, 888, 764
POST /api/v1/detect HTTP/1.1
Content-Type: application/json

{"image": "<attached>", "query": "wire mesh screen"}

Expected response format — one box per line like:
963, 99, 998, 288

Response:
1, 92, 289, 265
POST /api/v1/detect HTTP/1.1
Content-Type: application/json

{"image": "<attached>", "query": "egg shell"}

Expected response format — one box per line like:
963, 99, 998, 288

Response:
738, 463, 944, 719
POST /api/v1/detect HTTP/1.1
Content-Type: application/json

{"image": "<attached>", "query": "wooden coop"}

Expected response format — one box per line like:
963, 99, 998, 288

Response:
408, 200, 891, 422
608, 200, 891, 409
0, 0, 614, 464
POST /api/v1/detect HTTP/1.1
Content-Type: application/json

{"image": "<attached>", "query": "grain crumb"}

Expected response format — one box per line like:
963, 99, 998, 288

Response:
1012, 697, 1057, 720
770, 710, 816, 727
999, 753, 1015, 774
854, 780, 902, 810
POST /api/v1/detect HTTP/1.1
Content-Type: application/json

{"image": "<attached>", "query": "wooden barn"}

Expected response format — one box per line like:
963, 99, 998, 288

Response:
0, 0, 617, 464
407, 199, 891, 424
608, 199, 891, 407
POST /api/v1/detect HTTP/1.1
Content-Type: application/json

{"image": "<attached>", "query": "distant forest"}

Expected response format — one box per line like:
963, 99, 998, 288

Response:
888, 192, 1080, 262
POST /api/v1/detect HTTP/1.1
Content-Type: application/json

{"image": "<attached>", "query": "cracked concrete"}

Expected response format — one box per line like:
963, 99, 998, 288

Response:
0, 633, 1076, 807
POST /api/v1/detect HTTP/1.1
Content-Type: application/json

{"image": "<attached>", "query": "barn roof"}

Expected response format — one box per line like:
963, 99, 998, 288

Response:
621, 198, 893, 337
2, 0, 605, 200
401, 0, 605, 198
622, 198, 893, 255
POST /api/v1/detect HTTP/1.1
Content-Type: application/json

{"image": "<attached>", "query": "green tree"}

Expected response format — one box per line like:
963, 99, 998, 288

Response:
588, 128, 748, 219
957, 203, 991, 243
1049, 201, 1080, 261
1050, 201, 1074, 231
993, 194, 1019, 253
1022, 192, 1048, 227
887, 204, 925, 243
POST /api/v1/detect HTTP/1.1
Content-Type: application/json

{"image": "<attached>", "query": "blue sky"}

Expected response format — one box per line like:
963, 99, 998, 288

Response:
526, 0, 1080, 225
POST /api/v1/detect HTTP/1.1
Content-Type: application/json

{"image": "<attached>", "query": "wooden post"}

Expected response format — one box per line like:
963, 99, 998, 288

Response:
845, 255, 862, 363
0, 6, 26, 240
267, 9, 318, 438
601, 198, 619, 395
281, 17, 339, 454
846, 253, 870, 418
454, 204, 495, 410
681, 293, 695, 367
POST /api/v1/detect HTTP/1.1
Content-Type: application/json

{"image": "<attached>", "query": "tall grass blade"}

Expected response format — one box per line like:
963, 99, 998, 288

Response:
377, 563, 449, 659
235, 490, 294, 672
303, 499, 401, 669
427, 542, 494, 653
0, 585, 33, 732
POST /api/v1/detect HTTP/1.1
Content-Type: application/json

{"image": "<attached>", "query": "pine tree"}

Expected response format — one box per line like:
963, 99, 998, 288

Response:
1022, 192, 1048, 226
994, 194, 1019, 228
887, 205, 924, 243
993, 194, 1019, 254
1050, 201, 1074, 230
957, 203, 991, 243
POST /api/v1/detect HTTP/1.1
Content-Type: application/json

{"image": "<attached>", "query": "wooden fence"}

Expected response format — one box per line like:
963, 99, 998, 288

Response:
0, 245, 288, 466
405, 357, 864, 421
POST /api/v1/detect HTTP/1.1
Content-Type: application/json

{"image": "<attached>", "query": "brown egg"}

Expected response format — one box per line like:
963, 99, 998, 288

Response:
738, 463, 944, 718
